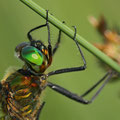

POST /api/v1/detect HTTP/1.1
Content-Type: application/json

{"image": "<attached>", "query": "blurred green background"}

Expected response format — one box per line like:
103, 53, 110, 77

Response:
0, 0, 120, 120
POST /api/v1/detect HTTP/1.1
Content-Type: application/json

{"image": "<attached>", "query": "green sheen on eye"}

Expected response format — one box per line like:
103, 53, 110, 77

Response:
21, 46, 43, 65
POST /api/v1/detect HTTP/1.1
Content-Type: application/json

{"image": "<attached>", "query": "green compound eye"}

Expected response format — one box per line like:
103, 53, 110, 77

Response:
21, 46, 43, 65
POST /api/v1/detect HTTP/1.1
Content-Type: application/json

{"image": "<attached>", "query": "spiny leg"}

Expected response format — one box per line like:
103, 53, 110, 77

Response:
80, 71, 110, 97
27, 21, 47, 42
47, 71, 114, 104
27, 10, 51, 45
27, 23, 47, 41
53, 29, 62, 55
27, 10, 52, 66
45, 10, 52, 66
46, 10, 51, 46
47, 26, 86, 76
53, 21, 65, 55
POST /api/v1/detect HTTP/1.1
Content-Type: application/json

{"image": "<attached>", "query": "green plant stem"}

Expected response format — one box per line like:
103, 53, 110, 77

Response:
19, 0, 120, 73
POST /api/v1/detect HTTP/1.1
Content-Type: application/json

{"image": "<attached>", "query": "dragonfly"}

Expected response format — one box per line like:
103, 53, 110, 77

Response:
0, 11, 114, 120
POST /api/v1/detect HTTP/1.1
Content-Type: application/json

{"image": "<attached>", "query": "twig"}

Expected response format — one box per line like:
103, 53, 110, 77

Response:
19, 0, 120, 73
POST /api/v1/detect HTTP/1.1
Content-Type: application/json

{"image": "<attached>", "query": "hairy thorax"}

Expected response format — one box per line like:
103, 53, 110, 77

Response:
1, 69, 47, 120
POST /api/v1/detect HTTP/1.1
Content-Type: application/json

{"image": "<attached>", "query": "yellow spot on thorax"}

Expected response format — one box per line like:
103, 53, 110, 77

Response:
22, 109, 32, 116
15, 92, 32, 100
21, 105, 30, 111
32, 54, 38, 59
